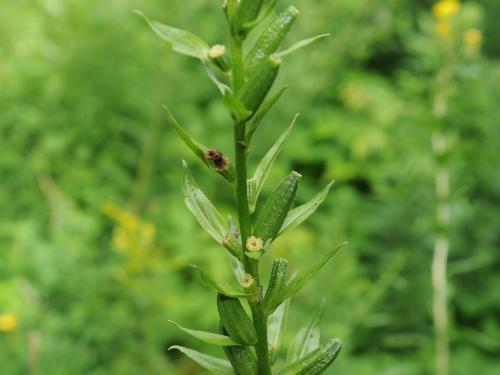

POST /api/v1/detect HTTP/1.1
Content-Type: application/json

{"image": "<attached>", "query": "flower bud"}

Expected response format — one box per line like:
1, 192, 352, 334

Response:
245, 6, 299, 77
239, 54, 281, 115
254, 171, 301, 244
233, 0, 265, 36
217, 294, 258, 345
223, 230, 242, 258
263, 258, 288, 315
209, 44, 231, 72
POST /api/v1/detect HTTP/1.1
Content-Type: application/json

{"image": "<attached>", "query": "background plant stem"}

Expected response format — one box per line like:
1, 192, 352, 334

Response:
432, 64, 451, 375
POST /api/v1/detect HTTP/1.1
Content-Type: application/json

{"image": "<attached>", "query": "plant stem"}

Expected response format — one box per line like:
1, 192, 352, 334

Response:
231, 37, 245, 93
431, 64, 451, 375
231, 32, 271, 375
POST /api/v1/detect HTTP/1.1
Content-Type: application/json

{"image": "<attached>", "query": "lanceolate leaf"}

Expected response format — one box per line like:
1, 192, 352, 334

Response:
135, 11, 210, 60
228, 254, 246, 282
279, 339, 342, 375
168, 345, 233, 374
205, 63, 231, 95
268, 298, 291, 364
192, 265, 250, 298
182, 162, 227, 243
169, 320, 240, 346
164, 107, 209, 167
278, 34, 330, 58
247, 85, 289, 144
286, 300, 325, 364
279, 180, 335, 235
285, 242, 348, 299
248, 114, 299, 213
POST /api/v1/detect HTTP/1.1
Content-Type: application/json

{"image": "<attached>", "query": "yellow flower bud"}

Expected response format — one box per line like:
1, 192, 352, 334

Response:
246, 236, 263, 252
432, 0, 460, 20
0, 313, 18, 332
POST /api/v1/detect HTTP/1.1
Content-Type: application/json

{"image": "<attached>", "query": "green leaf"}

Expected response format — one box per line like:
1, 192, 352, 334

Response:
168, 345, 233, 374
135, 11, 210, 60
192, 265, 250, 298
227, 253, 245, 282
246, 85, 289, 144
286, 300, 325, 364
279, 339, 342, 375
169, 320, 240, 346
278, 34, 330, 58
164, 106, 209, 167
205, 63, 231, 95
279, 180, 335, 235
202, 67, 252, 121
268, 298, 290, 364
182, 161, 227, 243
248, 114, 299, 213
224, 90, 253, 122
284, 242, 348, 299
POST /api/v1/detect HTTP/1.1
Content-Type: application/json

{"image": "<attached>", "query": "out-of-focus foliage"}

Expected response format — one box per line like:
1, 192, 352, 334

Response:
0, 0, 498, 374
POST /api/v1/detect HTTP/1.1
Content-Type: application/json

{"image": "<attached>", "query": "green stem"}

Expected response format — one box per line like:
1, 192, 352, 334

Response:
231, 37, 245, 93
232, 32, 271, 375
234, 122, 270, 375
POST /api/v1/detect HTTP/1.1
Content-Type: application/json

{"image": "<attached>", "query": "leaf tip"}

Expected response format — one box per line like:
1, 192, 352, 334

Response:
133, 9, 144, 18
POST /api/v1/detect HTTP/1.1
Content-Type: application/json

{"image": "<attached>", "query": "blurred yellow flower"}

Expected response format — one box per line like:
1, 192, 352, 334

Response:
432, 0, 460, 20
0, 313, 18, 332
464, 28, 482, 48
436, 21, 452, 38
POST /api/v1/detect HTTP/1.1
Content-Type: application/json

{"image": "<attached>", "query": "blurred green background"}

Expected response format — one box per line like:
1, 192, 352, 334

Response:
1, 0, 499, 374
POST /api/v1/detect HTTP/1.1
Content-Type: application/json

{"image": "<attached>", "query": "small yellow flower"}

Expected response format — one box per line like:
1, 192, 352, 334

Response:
240, 273, 255, 288
464, 28, 482, 48
436, 21, 452, 38
432, 0, 460, 20
0, 313, 18, 332
246, 236, 263, 252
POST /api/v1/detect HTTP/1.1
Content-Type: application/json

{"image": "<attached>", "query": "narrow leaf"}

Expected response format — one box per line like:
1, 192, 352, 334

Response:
268, 298, 290, 364
228, 254, 246, 283
192, 265, 250, 298
279, 339, 342, 375
278, 34, 330, 58
205, 63, 230, 95
169, 320, 240, 346
164, 106, 209, 166
135, 11, 210, 60
182, 161, 227, 243
248, 114, 299, 213
247, 85, 289, 144
168, 345, 233, 374
285, 242, 348, 299
286, 300, 325, 364
279, 180, 335, 235
224, 90, 252, 122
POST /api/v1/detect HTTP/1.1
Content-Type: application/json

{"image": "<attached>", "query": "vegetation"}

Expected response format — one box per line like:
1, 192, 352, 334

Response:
1, 0, 499, 374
